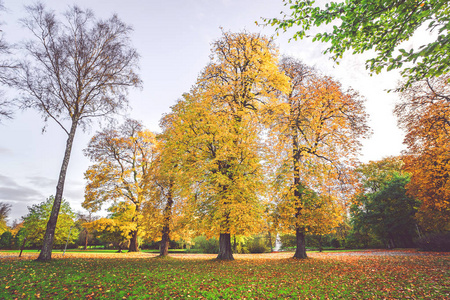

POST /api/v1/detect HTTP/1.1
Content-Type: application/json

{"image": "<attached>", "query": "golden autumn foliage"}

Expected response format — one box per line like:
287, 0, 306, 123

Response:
395, 75, 450, 232
83, 119, 158, 251
83, 211, 136, 252
265, 57, 370, 258
161, 31, 290, 259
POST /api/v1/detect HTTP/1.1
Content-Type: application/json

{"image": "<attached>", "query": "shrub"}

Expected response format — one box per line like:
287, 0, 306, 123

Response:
280, 234, 296, 249
190, 236, 219, 254
330, 238, 341, 248
0, 231, 12, 249
247, 236, 269, 253
415, 232, 450, 252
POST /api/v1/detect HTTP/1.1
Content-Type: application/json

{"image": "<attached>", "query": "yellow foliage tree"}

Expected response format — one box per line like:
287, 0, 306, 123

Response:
83, 119, 158, 251
83, 207, 136, 252
162, 31, 290, 260
265, 57, 370, 258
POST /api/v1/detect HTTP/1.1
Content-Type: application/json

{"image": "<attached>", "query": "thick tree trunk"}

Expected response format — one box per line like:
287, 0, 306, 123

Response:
37, 120, 77, 261
129, 230, 139, 252
318, 235, 322, 252
293, 226, 307, 259
159, 225, 170, 257
217, 233, 234, 260
160, 182, 174, 257
129, 203, 141, 252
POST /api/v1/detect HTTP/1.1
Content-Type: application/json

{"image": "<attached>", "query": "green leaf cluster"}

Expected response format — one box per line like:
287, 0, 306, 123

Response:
22, 196, 78, 248
266, 0, 450, 86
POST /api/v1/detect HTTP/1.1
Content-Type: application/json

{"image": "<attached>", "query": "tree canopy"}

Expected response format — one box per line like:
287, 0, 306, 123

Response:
84, 119, 157, 251
265, 0, 450, 85
395, 74, 450, 232
265, 57, 370, 258
162, 31, 290, 260
22, 196, 78, 248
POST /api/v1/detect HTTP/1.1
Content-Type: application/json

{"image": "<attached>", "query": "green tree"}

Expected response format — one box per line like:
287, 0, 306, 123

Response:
13, 4, 141, 261
0, 231, 12, 249
22, 196, 78, 248
265, 0, 450, 85
351, 158, 420, 248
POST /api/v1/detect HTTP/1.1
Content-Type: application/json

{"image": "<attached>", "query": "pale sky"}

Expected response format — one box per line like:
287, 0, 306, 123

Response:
0, 0, 407, 223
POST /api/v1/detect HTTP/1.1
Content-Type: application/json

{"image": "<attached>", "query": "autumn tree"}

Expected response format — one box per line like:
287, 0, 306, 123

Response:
395, 74, 450, 232
11, 4, 141, 261
83, 205, 135, 252
147, 135, 183, 257
265, 57, 370, 258
22, 196, 78, 248
0, 202, 11, 234
265, 0, 450, 86
75, 212, 99, 250
84, 119, 157, 252
165, 31, 290, 260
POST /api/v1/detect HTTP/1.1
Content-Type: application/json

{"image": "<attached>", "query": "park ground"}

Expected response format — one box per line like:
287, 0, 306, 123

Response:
0, 250, 449, 299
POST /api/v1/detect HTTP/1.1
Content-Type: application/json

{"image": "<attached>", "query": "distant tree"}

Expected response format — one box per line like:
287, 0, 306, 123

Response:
75, 212, 99, 250
350, 158, 420, 248
265, 0, 450, 86
395, 75, 450, 232
83, 204, 136, 252
83, 119, 157, 252
22, 196, 78, 248
0, 202, 11, 234
0, 231, 12, 249
12, 3, 141, 260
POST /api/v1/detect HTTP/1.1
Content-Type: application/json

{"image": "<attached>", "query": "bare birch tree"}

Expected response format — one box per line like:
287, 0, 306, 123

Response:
13, 3, 142, 261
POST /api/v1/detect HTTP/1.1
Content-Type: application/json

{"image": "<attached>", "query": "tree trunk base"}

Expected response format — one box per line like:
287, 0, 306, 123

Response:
159, 226, 170, 257
217, 233, 234, 260
293, 227, 307, 259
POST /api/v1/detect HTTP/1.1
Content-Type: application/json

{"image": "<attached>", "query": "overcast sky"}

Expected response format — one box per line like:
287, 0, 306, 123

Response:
0, 0, 408, 223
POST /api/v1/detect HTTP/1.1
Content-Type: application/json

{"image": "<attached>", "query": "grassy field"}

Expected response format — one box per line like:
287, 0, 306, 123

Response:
0, 250, 448, 299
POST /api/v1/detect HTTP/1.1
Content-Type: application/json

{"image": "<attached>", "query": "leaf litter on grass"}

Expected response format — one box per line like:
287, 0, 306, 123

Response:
0, 250, 448, 299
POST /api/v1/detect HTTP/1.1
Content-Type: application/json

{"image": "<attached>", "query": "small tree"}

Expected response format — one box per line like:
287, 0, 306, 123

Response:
0, 202, 11, 234
84, 205, 136, 252
13, 4, 141, 261
22, 196, 78, 249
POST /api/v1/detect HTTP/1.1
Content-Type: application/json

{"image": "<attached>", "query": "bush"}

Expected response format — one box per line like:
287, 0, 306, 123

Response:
0, 231, 12, 249
330, 238, 341, 248
190, 236, 219, 254
415, 232, 450, 252
280, 234, 296, 249
247, 236, 269, 253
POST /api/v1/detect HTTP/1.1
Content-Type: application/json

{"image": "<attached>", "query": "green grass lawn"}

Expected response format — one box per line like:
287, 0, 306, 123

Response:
1, 252, 448, 299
